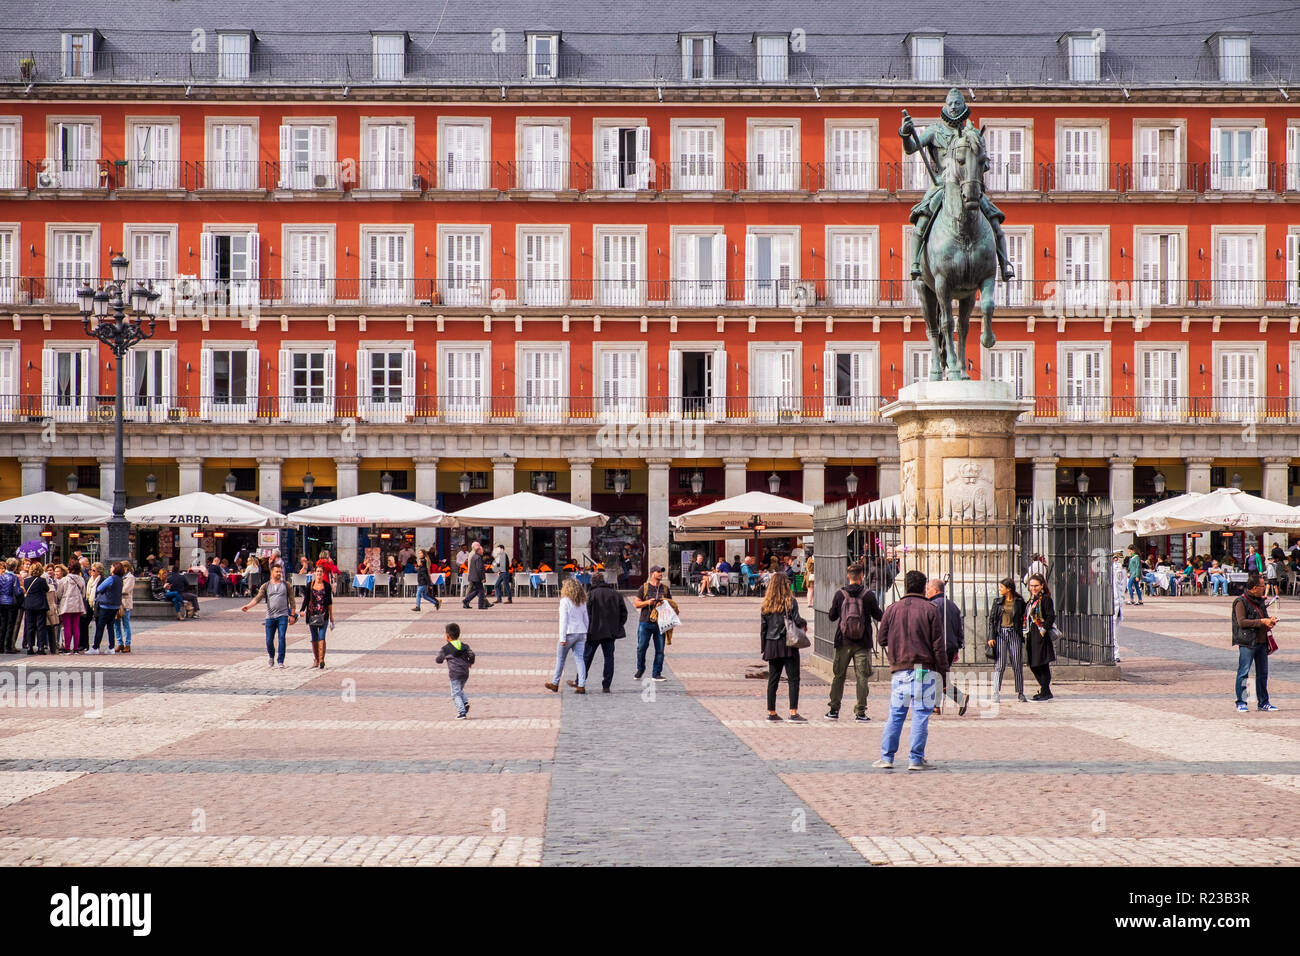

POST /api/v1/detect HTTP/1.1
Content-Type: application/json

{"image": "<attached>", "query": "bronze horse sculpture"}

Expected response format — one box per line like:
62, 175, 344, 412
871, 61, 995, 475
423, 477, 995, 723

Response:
915, 125, 999, 381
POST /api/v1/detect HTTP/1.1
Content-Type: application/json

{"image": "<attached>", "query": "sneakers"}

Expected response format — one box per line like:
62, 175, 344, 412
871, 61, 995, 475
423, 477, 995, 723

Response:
268, 659, 275, 668
766, 713, 783, 721
1236, 701, 1249, 712
1259, 703, 1280, 711
854, 714, 871, 723
787, 713, 807, 722
652, 675, 667, 682
87, 648, 97, 655
871, 758, 893, 770
1017, 693, 1027, 702
633, 670, 644, 680
825, 710, 839, 720
907, 760, 935, 771
456, 713, 468, 720
1032, 691, 1054, 701
277, 663, 286, 670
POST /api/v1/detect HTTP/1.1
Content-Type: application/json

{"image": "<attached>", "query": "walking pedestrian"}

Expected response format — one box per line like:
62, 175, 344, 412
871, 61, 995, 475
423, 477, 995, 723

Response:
872, 570, 946, 770
926, 577, 968, 715
492, 543, 512, 604
987, 577, 1027, 703
411, 550, 442, 612
461, 542, 491, 610
299, 567, 334, 669
577, 571, 625, 693
0, 558, 20, 653
243, 563, 297, 668
20, 562, 52, 655
113, 561, 135, 653
436, 622, 475, 719
546, 578, 590, 694
1024, 573, 1056, 700
1126, 545, 1145, 605
632, 565, 671, 682
1232, 571, 1279, 712
80, 558, 96, 646
760, 572, 806, 721
825, 562, 882, 722
91, 563, 124, 654
55, 562, 86, 654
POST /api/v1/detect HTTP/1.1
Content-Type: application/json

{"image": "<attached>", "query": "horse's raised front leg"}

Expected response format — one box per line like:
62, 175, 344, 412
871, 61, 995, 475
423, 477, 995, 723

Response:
933, 276, 960, 381
979, 275, 997, 350
954, 295, 974, 380
920, 284, 944, 381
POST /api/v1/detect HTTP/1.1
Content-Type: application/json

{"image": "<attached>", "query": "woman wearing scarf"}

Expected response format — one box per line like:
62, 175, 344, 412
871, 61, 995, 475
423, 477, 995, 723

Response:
1023, 573, 1056, 701
1232, 571, 1279, 712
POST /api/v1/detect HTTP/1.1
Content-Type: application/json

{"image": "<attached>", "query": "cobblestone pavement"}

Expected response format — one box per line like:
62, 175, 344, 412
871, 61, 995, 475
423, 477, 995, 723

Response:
0, 591, 1295, 865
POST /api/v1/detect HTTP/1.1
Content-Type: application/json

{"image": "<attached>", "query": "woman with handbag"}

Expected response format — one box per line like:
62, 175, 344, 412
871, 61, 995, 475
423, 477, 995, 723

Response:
760, 572, 807, 722
545, 578, 590, 694
1024, 573, 1056, 701
114, 561, 135, 653
20, 562, 52, 655
44, 565, 63, 652
91, 563, 124, 655
299, 568, 334, 669
986, 577, 1027, 703
54, 564, 86, 654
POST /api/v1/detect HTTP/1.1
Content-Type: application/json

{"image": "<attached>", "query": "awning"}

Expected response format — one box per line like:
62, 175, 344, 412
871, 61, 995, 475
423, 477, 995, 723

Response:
285, 492, 453, 527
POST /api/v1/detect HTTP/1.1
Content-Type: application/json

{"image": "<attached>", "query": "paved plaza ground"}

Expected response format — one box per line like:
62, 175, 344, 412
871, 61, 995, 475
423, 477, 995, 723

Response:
0, 592, 1296, 866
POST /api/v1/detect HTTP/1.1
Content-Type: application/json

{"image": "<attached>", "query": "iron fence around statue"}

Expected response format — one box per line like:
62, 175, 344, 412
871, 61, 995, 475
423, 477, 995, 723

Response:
813, 497, 1114, 667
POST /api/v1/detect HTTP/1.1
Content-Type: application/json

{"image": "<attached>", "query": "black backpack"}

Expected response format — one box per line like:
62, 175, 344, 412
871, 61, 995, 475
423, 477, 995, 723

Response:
839, 588, 866, 643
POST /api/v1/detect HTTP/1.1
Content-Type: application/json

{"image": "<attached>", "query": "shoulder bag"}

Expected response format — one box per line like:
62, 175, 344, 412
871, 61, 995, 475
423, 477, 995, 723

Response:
784, 610, 811, 649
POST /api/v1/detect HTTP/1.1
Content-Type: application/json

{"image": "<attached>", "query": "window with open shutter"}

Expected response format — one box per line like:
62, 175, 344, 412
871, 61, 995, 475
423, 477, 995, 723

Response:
752, 125, 795, 191
677, 126, 717, 189
985, 126, 1026, 191
1137, 232, 1180, 308
829, 126, 872, 190
46, 348, 90, 421
598, 349, 641, 422
830, 232, 875, 307
599, 233, 641, 306
442, 231, 485, 305
1216, 233, 1258, 306
822, 349, 874, 421
1288, 126, 1300, 192
681, 35, 713, 80
125, 348, 170, 421
746, 232, 797, 306
1139, 349, 1180, 421
359, 349, 405, 421
1212, 126, 1260, 191
0, 345, 16, 421
522, 232, 565, 306
1063, 349, 1104, 421
1219, 350, 1259, 422
57, 122, 96, 189
444, 348, 485, 423
1060, 126, 1102, 190
62, 32, 94, 78
1136, 126, 1180, 191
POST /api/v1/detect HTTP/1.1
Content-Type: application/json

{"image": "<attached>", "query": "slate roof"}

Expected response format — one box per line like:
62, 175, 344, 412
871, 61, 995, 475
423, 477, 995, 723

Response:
2, 1, 1297, 86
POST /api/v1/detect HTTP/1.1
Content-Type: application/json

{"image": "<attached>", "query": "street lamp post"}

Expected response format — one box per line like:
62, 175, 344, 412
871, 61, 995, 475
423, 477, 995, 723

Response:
77, 253, 160, 564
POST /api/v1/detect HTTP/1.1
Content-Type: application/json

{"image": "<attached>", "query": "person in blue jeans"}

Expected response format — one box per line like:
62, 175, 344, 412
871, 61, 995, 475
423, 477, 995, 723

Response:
1125, 547, 1145, 605
242, 564, 297, 668
631, 565, 671, 682
1232, 572, 1279, 712
436, 622, 475, 719
872, 570, 947, 771
91, 563, 124, 654
1208, 560, 1229, 596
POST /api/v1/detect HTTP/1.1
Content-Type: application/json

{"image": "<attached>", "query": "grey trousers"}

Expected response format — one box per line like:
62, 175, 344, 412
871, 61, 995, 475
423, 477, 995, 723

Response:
994, 626, 1024, 695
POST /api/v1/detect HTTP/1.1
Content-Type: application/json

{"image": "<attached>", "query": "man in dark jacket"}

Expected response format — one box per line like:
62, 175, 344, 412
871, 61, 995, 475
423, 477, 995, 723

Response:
826, 562, 882, 722
926, 577, 969, 716
462, 542, 491, 610
873, 570, 946, 771
1233, 571, 1278, 712
166, 566, 199, 619
575, 572, 627, 693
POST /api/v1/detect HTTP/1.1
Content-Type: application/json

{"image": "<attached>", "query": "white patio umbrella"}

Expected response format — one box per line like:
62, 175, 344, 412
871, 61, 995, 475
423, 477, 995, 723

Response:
449, 492, 606, 528
1113, 493, 1203, 534
216, 493, 286, 524
285, 492, 453, 527
1133, 487, 1300, 536
670, 491, 813, 535
0, 491, 112, 525
847, 494, 904, 527
126, 491, 285, 528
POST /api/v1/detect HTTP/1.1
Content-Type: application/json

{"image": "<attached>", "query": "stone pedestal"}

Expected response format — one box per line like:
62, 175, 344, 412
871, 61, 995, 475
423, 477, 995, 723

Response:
880, 381, 1033, 644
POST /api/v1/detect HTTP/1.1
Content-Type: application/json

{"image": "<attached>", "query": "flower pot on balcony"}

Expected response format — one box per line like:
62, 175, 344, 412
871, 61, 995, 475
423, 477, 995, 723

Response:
19, 58, 34, 81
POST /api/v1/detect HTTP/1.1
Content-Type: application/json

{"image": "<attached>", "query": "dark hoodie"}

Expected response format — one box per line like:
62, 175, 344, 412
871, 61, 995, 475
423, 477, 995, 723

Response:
828, 582, 883, 648
585, 579, 627, 643
436, 640, 476, 682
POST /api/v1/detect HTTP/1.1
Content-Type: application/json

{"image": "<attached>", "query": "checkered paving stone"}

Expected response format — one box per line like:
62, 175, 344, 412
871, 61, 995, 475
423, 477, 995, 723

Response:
0, 595, 1298, 865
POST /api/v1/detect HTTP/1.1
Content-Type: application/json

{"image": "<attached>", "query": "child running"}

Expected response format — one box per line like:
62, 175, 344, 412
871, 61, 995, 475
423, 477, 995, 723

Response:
436, 622, 476, 719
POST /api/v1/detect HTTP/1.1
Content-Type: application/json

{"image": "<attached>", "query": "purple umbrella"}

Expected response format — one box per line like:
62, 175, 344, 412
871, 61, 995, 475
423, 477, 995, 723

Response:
16, 540, 49, 558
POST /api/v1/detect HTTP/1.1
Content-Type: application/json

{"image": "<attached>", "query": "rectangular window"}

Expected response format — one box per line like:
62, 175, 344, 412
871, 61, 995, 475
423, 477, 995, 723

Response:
1287, 232, 1300, 306
1136, 126, 1182, 190
54, 121, 97, 190
675, 126, 719, 190
823, 349, 876, 421
1058, 126, 1103, 190
209, 123, 256, 190
219, 33, 251, 80
1137, 232, 1181, 307
903, 345, 931, 388
444, 348, 486, 423
1216, 232, 1260, 306
372, 34, 405, 81
441, 123, 487, 190
828, 231, 876, 307
43, 348, 91, 420
0, 122, 18, 191
596, 125, 650, 190
745, 231, 797, 306
1218, 349, 1259, 422
127, 122, 177, 190
756, 36, 788, 82
1220, 36, 1250, 82
1060, 230, 1105, 309
365, 123, 412, 191
985, 126, 1028, 191
129, 230, 172, 304
682, 35, 713, 80
994, 229, 1029, 307
51, 229, 94, 304
125, 348, 171, 421
529, 34, 558, 79
280, 349, 334, 418
521, 348, 565, 423
1210, 125, 1267, 191
62, 33, 94, 78
598, 232, 642, 307
200, 230, 260, 307
520, 124, 565, 190
827, 125, 873, 190
597, 349, 642, 421
357, 348, 414, 421
1138, 348, 1181, 421
441, 230, 487, 306
278, 124, 334, 190
521, 231, 566, 306
912, 36, 944, 81
1289, 126, 1300, 192
287, 231, 330, 305
1068, 36, 1100, 82
201, 346, 258, 422
674, 232, 727, 307
750, 125, 797, 191
0, 229, 16, 304
365, 231, 410, 305
750, 348, 798, 419
982, 346, 1030, 399
668, 347, 726, 420
1062, 348, 1105, 421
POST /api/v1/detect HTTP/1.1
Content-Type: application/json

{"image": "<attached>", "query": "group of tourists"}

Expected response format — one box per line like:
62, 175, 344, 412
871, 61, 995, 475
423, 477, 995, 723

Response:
1120, 541, 1299, 601
0, 553, 134, 654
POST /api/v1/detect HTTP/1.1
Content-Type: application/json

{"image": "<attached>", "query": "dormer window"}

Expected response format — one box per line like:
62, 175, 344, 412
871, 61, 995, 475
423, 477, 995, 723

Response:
908, 33, 945, 82
218, 31, 252, 81
1062, 32, 1101, 82
61, 31, 95, 78
681, 34, 714, 81
1211, 32, 1251, 82
528, 33, 559, 79
372, 32, 407, 81
755, 34, 788, 82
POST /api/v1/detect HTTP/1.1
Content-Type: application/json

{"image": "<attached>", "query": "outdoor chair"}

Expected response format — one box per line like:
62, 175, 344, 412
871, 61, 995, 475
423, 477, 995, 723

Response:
402, 572, 419, 597
289, 573, 308, 596
513, 571, 532, 597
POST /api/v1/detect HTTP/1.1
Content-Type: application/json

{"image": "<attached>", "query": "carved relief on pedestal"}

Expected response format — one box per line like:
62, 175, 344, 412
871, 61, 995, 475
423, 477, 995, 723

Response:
900, 459, 918, 515
942, 458, 995, 515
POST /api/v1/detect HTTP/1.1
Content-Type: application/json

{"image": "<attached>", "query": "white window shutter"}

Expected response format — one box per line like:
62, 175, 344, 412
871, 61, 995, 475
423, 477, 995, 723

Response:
278, 348, 290, 419
278, 125, 291, 187
599, 127, 617, 189
324, 350, 336, 409
244, 347, 259, 420
1210, 130, 1222, 189
1287, 233, 1300, 305
197, 348, 212, 419
667, 350, 682, 416
402, 348, 416, 416
160, 351, 173, 408
1253, 126, 1269, 190
122, 351, 136, 417
199, 231, 214, 290
367, 125, 382, 188
636, 126, 651, 189
712, 345, 727, 420
1289, 126, 1299, 191
1138, 127, 1158, 188
41, 348, 54, 411
712, 234, 727, 303
355, 349, 369, 420
744, 233, 756, 298
248, 231, 261, 304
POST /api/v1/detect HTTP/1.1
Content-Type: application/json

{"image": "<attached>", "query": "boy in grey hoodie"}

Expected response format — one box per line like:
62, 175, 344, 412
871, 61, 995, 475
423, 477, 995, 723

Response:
435, 622, 476, 719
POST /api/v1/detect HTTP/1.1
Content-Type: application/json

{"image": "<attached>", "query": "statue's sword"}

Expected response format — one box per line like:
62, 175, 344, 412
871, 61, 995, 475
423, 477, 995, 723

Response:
901, 109, 940, 187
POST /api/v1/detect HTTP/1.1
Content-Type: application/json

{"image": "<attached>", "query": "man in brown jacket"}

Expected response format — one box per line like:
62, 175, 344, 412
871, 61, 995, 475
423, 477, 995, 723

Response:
872, 570, 947, 771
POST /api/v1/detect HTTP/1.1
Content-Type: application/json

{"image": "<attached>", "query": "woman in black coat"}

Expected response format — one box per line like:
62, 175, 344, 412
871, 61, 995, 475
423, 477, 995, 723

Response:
579, 572, 627, 693
20, 563, 52, 655
760, 573, 805, 721
987, 577, 1028, 703
1024, 573, 1057, 700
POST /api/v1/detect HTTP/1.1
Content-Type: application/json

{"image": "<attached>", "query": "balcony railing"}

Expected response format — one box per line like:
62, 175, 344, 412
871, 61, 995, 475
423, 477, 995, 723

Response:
1041, 161, 1123, 192
272, 159, 343, 191
194, 159, 269, 191
1032, 395, 1297, 423
504, 161, 590, 192
6, 276, 1300, 311
6, 50, 1294, 88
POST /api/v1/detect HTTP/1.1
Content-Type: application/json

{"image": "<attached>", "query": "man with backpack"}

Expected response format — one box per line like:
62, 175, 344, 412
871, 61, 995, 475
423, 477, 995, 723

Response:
826, 562, 883, 721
